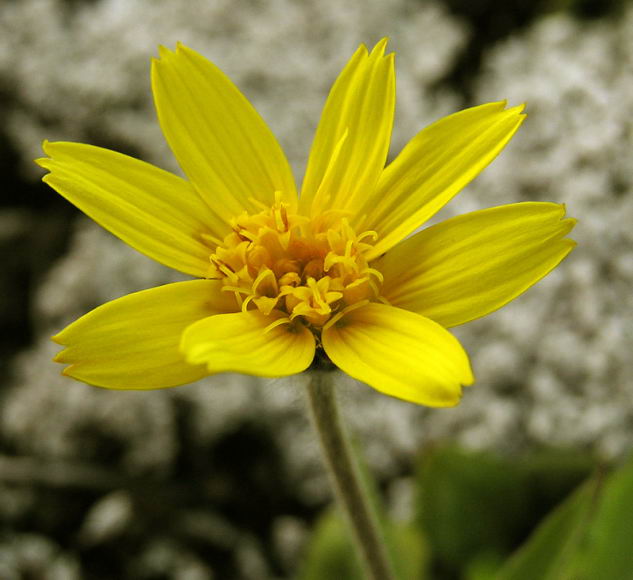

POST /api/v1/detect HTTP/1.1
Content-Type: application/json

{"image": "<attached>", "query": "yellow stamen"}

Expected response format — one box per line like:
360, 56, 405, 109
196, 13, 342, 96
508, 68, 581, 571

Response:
322, 300, 371, 332
210, 200, 387, 337
263, 316, 293, 334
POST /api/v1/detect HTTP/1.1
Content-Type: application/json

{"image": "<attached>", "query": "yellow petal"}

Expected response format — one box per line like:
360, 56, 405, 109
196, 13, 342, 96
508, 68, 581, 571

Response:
152, 44, 297, 221
53, 280, 237, 389
300, 39, 395, 217
378, 202, 576, 328
363, 102, 526, 259
181, 311, 315, 377
322, 303, 473, 407
37, 142, 222, 277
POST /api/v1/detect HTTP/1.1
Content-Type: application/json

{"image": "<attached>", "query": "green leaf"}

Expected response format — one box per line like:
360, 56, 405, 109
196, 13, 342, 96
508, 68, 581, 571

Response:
415, 447, 531, 574
297, 509, 429, 580
414, 446, 595, 578
389, 520, 429, 580
574, 456, 633, 579
496, 453, 633, 580
494, 479, 600, 580
298, 508, 364, 580
465, 550, 506, 580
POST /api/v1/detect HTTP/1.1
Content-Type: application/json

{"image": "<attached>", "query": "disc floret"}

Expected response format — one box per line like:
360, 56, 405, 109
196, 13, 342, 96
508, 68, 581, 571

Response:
209, 194, 385, 333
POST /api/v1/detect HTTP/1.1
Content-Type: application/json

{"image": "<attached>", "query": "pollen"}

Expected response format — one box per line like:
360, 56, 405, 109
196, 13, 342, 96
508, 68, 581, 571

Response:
208, 193, 385, 333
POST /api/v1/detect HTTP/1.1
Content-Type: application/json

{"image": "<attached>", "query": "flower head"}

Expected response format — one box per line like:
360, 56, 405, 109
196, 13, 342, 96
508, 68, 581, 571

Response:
39, 40, 575, 406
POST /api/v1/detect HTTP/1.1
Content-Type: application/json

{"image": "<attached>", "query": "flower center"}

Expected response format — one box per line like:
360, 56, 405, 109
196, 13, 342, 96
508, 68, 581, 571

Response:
208, 194, 385, 333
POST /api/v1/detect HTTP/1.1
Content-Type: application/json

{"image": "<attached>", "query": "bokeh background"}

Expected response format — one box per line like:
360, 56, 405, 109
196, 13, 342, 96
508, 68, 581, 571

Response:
1, 0, 632, 578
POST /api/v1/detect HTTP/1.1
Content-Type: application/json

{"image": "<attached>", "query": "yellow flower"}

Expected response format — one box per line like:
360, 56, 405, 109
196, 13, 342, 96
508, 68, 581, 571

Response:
38, 40, 575, 406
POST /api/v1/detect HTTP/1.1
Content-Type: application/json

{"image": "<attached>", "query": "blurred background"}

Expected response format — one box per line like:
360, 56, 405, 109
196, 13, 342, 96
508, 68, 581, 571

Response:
1, 0, 632, 578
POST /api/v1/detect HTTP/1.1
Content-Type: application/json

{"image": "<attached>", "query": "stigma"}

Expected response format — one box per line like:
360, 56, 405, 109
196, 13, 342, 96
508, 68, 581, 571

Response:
208, 193, 385, 333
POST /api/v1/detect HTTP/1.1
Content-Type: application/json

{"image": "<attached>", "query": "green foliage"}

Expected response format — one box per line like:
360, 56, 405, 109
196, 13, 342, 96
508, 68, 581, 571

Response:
494, 480, 599, 580
415, 447, 530, 575
390, 521, 430, 580
297, 508, 428, 580
298, 509, 365, 580
496, 453, 633, 580
413, 447, 594, 578
300, 448, 633, 580
576, 456, 633, 578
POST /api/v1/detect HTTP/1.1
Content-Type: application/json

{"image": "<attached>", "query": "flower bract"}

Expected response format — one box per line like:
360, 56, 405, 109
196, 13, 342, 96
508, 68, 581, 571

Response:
39, 40, 576, 406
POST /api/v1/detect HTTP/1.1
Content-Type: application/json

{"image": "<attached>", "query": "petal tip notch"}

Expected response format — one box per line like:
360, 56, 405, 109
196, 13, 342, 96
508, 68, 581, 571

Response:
156, 44, 174, 62
370, 37, 390, 57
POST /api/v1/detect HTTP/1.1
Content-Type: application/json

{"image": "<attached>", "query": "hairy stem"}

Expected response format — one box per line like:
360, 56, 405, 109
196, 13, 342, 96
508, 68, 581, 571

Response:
305, 370, 396, 580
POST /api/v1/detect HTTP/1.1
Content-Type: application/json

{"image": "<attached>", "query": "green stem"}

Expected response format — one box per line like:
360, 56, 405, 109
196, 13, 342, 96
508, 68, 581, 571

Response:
305, 370, 397, 580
